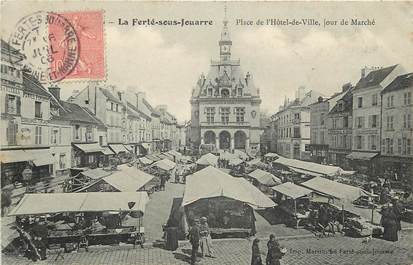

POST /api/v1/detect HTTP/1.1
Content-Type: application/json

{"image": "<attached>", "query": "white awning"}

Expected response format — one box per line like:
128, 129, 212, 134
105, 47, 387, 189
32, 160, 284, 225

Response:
0, 150, 34, 164
108, 144, 130, 154
74, 143, 104, 154
183, 166, 275, 208
24, 149, 54, 166
139, 157, 153, 165
100, 165, 155, 192
102, 147, 115, 155
153, 159, 176, 171
346, 152, 378, 161
9, 192, 149, 216
271, 182, 313, 199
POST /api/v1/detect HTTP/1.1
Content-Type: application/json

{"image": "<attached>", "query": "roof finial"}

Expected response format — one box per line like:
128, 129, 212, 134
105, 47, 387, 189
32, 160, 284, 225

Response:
224, 2, 228, 25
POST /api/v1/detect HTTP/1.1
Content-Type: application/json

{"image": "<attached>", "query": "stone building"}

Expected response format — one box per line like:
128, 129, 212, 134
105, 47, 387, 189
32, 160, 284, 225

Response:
380, 72, 413, 179
272, 87, 324, 160
309, 84, 350, 164
190, 18, 262, 154
326, 85, 354, 168
347, 65, 405, 174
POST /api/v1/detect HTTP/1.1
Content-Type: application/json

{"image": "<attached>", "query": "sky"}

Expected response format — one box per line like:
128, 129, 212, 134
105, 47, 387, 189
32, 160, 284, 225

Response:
1, 1, 412, 122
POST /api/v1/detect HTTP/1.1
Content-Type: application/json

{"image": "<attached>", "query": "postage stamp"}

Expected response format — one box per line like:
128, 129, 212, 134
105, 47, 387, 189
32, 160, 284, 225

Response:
58, 11, 105, 81
8, 10, 105, 84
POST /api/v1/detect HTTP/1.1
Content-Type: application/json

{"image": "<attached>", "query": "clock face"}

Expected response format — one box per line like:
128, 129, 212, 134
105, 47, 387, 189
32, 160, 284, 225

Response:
222, 45, 229, 52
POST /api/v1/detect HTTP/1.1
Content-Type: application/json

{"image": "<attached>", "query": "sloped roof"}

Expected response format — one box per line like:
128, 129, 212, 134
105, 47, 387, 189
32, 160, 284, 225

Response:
9, 192, 149, 215
196, 153, 218, 166
248, 169, 281, 186
22, 72, 50, 98
301, 176, 370, 202
142, 98, 160, 117
100, 87, 123, 104
1, 39, 23, 57
57, 101, 103, 125
183, 166, 275, 208
271, 182, 313, 199
127, 102, 151, 121
329, 88, 353, 114
381, 73, 413, 94
354, 65, 398, 90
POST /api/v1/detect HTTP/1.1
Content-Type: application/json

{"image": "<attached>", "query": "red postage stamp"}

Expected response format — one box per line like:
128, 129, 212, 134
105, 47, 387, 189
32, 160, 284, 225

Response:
56, 11, 105, 81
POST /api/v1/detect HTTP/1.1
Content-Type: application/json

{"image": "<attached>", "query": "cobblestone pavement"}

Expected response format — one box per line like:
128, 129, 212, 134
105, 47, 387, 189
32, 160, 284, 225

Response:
3, 231, 412, 265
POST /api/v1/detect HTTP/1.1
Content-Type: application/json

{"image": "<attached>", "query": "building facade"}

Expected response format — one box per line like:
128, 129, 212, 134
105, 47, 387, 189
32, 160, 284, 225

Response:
347, 65, 405, 174
272, 87, 324, 160
380, 72, 413, 180
309, 84, 350, 164
190, 18, 262, 154
326, 86, 354, 168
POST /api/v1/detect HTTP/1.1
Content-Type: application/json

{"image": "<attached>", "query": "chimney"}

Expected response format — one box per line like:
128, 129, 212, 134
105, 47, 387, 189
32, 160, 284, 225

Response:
49, 86, 61, 100
317, 96, 324, 103
135, 91, 146, 109
342, 83, 352, 92
361, 66, 382, 79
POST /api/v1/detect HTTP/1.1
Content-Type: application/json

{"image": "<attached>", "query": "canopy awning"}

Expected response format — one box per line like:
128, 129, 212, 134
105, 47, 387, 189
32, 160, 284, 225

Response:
108, 144, 130, 154
248, 169, 281, 186
196, 153, 218, 166
346, 152, 378, 161
146, 154, 161, 162
100, 165, 155, 192
229, 157, 244, 166
271, 182, 313, 199
273, 155, 346, 176
167, 150, 182, 159
300, 176, 370, 202
291, 168, 324, 177
102, 147, 115, 155
233, 150, 249, 160
0, 150, 34, 164
161, 152, 175, 161
81, 168, 112, 180
24, 149, 54, 166
139, 157, 153, 165
264, 153, 278, 158
9, 192, 149, 216
183, 166, 275, 208
153, 159, 176, 171
74, 143, 104, 154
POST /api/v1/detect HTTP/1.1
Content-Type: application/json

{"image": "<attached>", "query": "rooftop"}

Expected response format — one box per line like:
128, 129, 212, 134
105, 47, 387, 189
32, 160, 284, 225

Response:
381, 72, 413, 94
354, 64, 398, 90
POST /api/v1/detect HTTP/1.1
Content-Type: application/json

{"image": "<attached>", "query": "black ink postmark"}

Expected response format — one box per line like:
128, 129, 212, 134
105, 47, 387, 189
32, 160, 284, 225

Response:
8, 11, 80, 83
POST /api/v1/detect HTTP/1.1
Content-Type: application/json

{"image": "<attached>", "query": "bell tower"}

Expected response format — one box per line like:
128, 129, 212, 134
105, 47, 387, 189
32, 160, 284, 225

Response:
219, 7, 232, 62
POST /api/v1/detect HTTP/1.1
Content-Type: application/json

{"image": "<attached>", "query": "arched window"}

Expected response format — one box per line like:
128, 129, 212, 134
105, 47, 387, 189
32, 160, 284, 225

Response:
221, 89, 229, 98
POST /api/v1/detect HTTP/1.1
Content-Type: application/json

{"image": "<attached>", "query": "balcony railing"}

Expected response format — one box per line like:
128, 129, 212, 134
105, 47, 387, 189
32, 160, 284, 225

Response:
200, 121, 250, 126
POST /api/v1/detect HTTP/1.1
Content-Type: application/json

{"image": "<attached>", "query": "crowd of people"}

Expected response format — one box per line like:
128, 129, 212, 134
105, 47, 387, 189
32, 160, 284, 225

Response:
251, 234, 286, 265
188, 217, 215, 264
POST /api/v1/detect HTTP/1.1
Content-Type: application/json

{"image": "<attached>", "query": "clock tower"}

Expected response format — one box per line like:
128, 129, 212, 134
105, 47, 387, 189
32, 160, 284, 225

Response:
219, 19, 232, 62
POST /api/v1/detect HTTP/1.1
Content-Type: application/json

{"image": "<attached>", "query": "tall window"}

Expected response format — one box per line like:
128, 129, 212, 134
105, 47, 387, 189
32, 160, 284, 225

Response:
59, 154, 66, 169
6, 94, 20, 115
404, 114, 412, 129
35, 126, 42, 144
370, 115, 378, 128
386, 116, 394, 130
35, 101, 42, 118
404, 92, 412, 105
235, 107, 245, 123
86, 126, 93, 141
220, 107, 230, 124
6, 120, 18, 145
372, 94, 378, 106
356, 117, 364, 128
293, 127, 300, 138
51, 128, 58, 144
320, 113, 325, 125
343, 116, 349, 128
357, 97, 363, 108
398, 139, 402, 154
368, 135, 377, 150
356, 136, 362, 149
75, 125, 80, 140
387, 95, 394, 108
205, 107, 215, 124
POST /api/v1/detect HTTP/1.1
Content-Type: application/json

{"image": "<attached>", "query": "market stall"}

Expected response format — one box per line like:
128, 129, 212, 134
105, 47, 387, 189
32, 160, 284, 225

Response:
300, 177, 382, 236
63, 168, 112, 193
76, 165, 156, 193
196, 153, 218, 169
183, 166, 275, 237
248, 169, 281, 193
9, 192, 149, 248
271, 182, 313, 228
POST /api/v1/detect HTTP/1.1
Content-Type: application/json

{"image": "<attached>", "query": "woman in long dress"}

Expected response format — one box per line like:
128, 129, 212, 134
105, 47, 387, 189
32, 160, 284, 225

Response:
199, 217, 214, 257
251, 238, 263, 265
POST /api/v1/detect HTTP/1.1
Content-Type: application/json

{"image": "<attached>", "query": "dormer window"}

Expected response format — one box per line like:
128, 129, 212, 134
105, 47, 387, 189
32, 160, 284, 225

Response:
221, 88, 229, 97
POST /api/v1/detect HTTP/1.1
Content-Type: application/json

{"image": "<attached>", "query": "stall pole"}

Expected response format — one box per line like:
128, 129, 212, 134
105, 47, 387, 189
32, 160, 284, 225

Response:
294, 199, 297, 215
371, 207, 374, 224
341, 205, 344, 225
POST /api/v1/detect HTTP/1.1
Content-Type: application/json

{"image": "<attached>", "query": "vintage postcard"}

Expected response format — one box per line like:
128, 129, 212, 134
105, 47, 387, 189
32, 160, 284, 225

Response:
0, 1, 412, 265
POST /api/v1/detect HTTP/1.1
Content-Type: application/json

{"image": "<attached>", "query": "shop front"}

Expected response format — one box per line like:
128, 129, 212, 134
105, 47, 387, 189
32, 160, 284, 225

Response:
72, 143, 105, 168
345, 152, 379, 176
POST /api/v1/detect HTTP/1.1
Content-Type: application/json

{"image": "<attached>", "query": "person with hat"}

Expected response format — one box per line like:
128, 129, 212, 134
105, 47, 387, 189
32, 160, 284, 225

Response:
199, 217, 214, 257
266, 234, 285, 265
251, 238, 263, 265
188, 218, 200, 264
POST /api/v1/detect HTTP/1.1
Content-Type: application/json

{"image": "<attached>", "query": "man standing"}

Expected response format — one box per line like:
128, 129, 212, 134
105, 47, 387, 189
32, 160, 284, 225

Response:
188, 219, 200, 264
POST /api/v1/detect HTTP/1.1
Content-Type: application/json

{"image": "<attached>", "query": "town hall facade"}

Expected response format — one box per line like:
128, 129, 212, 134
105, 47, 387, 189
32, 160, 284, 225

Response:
189, 18, 262, 153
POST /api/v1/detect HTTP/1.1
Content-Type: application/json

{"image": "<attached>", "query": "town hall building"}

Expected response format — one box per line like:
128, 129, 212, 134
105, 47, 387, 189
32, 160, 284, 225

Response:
189, 17, 262, 153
